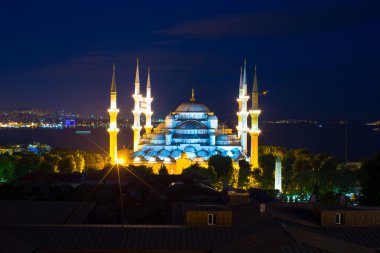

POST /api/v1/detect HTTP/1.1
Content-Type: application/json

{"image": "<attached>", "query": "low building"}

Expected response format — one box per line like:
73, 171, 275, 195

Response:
185, 205, 232, 227
316, 205, 380, 226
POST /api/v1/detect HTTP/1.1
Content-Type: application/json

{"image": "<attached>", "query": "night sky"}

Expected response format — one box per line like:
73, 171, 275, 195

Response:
0, 0, 379, 122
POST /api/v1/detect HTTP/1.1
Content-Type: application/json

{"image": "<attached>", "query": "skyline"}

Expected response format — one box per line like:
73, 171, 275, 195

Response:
0, 0, 379, 122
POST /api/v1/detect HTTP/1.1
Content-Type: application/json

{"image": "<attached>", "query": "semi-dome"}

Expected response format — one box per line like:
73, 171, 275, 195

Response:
177, 120, 207, 129
174, 89, 211, 113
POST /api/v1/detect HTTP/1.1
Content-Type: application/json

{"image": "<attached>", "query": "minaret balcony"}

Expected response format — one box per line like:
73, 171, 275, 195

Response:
249, 129, 261, 135
108, 108, 119, 113
237, 111, 250, 116
144, 97, 153, 103
238, 95, 250, 101
249, 109, 261, 115
132, 125, 142, 131
107, 128, 119, 133
144, 111, 153, 116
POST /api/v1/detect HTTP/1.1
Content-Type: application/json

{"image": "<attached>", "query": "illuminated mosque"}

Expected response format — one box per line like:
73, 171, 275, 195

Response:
107, 59, 261, 172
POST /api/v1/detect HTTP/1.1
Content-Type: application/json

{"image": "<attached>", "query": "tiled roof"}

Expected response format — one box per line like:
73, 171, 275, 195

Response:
279, 242, 331, 253
0, 201, 95, 225
280, 218, 380, 250
0, 218, 291, 252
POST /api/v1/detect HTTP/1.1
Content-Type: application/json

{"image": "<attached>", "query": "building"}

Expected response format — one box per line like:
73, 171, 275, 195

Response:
116, 59, 262, 171
185, 205, 232, 227
315, 205, 380, 226
134, 89, 247, 166
3, 202, 380, 252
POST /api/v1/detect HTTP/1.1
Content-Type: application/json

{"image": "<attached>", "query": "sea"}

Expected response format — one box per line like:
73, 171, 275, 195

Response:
0, 122, 379, 161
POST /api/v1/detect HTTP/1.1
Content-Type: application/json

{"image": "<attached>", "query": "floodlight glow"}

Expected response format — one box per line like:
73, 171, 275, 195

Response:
116, 158, 125, 164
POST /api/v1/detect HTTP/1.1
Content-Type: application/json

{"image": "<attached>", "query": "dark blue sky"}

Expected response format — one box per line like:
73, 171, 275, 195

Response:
0, 0, 379, 122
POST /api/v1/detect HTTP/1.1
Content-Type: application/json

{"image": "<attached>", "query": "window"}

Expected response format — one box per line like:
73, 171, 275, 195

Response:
208, 213, 216, 225
335, 213, 345, 224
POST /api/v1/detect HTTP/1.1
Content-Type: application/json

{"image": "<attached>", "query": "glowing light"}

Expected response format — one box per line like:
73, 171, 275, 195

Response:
133, 157, 142, 164
193, 157, 204, 163
148, 157, 157, 163
116, 158, 125, 164
163, 157, 174, 164
249, 110, 261, 114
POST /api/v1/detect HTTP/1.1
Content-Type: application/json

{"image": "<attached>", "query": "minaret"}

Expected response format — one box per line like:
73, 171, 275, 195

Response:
236, 60, 250, 154
275, 156, 282, 192
144, 66, 153, 134
249, 65, 261, 168
132, 58, 142, 151
108, 63, 119, 165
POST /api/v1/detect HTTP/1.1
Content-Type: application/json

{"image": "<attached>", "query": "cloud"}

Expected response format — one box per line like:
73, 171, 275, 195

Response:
158, 1, 380, 38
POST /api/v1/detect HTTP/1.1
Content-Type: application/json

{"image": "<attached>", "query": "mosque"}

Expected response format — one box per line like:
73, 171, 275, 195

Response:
107, 59, 261, 173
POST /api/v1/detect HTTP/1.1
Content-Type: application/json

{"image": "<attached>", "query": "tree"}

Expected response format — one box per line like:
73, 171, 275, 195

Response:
360, 152, 380, 205
258, 153, 276, 190
316, 156, 338, 195
182, 163, 217, 184
82, 152, 103, 171
58, 155, 76, 173
39, 154, 61, 173
0, 154, 15, 182
238, 160, 251, 189
73, 152, 85, 173
158, 164, 168, 175
13, 154, 43, 179
94, 154, 104, 170
208, 155, 233, 185
335, 165, 359, 195
281, 150, 296, 196
293, 157, 314, 200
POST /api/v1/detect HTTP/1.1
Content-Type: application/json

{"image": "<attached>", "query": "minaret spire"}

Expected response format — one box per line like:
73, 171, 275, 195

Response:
252, 64, 258, 110
111, 63, 116, 92
144, 65, 153, 134
243, 59, 247, 95
239, 66, 243, 89
147, 65, 151, 89
134, 58, 140, 95
239, 66, 243, 97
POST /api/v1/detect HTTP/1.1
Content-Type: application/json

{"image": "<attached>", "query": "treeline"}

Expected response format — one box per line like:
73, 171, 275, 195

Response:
256, 146, 360, 201
0, 150, 105, 182
182, 155, 252, 191
182, 146, 361, 202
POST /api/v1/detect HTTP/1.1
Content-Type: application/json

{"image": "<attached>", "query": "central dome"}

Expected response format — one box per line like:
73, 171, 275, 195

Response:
175, 88, 211, 113
175, 101, 210, 113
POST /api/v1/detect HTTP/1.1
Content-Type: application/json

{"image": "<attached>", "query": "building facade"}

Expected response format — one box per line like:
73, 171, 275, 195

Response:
134, 88, 246, 165
107, 59, 262, 169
